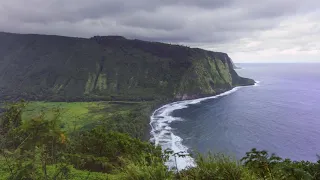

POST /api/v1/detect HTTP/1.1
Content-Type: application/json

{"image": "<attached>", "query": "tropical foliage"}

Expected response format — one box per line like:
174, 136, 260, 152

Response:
0, 101, 319, 180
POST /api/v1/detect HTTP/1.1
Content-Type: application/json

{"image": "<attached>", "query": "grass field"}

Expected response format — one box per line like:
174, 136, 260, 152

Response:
1, 100, 157, 179
21, 101, 148, 133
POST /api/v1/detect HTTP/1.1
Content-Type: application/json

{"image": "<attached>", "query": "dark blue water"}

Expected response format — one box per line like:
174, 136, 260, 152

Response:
171, 63, 320, 161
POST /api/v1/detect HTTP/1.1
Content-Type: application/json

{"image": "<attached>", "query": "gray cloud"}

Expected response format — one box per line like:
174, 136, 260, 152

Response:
0, 0, 320, 62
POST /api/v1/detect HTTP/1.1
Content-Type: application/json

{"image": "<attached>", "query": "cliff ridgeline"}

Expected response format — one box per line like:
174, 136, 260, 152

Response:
0, 32, 254, 102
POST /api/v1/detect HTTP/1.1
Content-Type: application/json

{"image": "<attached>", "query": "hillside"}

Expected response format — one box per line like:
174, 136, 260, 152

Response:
0, 32, 254, 102
2, 32, 320, 180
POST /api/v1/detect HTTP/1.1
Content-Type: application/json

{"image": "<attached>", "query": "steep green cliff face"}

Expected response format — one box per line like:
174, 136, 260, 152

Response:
0, 32, 254, 101
175, 52, 254, 100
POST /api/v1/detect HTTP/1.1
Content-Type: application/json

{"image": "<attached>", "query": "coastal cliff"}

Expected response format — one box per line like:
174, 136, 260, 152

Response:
0, 32, 254, 101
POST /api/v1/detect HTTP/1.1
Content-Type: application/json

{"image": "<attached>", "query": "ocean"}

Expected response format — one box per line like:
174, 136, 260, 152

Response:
150, 63, 320, 170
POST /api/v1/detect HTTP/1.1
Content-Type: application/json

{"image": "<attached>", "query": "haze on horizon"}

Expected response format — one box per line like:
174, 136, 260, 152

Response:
0, 0, 319, 63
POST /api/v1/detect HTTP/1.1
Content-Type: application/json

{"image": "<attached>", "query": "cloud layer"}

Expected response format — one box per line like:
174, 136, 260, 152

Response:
0, 0, 319, 62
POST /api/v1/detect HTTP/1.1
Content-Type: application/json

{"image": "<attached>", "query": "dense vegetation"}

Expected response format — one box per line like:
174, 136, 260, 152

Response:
21, 101, 154, 139
1, 32, 317, 179
1, 102, 319, 180
0, 32, 254, 102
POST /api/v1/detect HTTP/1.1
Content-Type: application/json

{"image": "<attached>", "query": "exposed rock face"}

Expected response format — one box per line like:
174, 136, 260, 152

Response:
0, 32, 254, 101
172, 50, 254, 100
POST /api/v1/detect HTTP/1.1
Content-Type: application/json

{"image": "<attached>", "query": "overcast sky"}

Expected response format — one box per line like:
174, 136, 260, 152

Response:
0, 0, 319, 63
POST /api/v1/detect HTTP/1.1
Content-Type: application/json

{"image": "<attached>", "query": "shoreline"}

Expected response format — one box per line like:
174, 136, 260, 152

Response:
149, 82, 259, 170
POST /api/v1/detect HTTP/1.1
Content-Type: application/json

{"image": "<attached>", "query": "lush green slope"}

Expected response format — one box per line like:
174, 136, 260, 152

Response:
0, 32, 257, 179
1, 103, 320, 180
0, 32, 254, 102
21, 101, 153, 139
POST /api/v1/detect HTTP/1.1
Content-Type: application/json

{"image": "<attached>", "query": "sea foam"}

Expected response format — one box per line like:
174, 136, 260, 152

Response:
254, 81, 261, 86
149, 86, 249, 170
150, 81, 260, 170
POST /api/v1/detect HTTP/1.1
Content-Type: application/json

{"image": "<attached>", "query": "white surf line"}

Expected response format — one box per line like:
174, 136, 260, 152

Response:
254, 80, 261, 86
150, 81, 260, 170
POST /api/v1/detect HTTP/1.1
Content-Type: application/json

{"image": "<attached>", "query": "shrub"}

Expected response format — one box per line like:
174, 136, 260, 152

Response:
179, 153, 256, 180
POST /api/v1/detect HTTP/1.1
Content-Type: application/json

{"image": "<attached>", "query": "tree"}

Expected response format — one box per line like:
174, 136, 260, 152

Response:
0, 101, 69, 179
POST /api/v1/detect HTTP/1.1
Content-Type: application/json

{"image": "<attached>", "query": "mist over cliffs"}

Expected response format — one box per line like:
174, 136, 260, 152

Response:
0, 32, 254, 101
